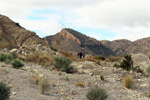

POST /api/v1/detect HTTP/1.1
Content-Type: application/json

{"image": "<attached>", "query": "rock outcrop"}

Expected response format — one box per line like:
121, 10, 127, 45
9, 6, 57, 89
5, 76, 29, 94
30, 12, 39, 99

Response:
0, 14, 47, 49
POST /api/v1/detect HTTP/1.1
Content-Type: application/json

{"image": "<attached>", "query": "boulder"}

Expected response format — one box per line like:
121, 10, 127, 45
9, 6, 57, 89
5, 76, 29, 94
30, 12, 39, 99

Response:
10, 48, 17, 53
132, 53, 150, 74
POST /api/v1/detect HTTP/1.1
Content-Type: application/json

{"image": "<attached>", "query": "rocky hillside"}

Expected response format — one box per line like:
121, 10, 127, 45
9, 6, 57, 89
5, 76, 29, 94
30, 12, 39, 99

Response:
44, 28, 114, 57
0, 14, 47, 49
44, 28, 150, 56
101, 37, 150, 56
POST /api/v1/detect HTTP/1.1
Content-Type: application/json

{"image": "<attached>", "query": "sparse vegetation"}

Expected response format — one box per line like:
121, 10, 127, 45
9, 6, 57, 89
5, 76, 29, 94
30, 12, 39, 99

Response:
86, 87, 108, 100
113, 63, 120, 68
95, 55, 106, 61
146, 66, 150, 76
25, 53, 54, 66
0, 81, 11, 100
39, 77, 50, 94
12, 59, 24, 69
108, 56, 120, 62
54, 56, 74, 73
60, 51, 78, 61
124, 75, 135, 89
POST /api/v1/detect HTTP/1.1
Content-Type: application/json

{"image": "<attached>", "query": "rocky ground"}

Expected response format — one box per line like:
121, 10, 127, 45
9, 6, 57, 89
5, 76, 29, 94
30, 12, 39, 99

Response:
0, 59, 150, 100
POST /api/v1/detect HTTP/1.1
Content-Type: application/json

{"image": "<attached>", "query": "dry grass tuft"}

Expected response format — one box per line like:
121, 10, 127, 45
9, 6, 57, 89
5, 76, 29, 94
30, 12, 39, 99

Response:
124, 75, 135, 89
76, 81, 85, 88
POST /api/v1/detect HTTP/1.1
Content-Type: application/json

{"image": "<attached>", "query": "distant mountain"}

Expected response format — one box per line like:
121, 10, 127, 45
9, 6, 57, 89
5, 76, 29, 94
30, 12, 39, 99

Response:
44, 28, 150, 56
44, 28, 114, 56
0, 14, 47, 49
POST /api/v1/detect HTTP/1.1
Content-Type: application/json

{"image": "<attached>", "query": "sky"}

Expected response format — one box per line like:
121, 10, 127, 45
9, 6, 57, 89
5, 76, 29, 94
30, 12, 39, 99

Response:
1, 0, 150, 41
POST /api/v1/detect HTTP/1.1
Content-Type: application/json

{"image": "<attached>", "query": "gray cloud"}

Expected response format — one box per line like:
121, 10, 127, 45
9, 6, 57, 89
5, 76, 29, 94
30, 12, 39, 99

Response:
0, 0, 150, 40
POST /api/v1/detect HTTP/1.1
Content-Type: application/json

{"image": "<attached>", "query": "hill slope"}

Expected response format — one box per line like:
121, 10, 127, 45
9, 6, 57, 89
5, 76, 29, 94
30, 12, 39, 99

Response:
0, 14, 47, 49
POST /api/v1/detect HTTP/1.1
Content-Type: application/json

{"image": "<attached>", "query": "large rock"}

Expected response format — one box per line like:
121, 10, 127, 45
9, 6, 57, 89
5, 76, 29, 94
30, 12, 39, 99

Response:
132, 53, 150, 74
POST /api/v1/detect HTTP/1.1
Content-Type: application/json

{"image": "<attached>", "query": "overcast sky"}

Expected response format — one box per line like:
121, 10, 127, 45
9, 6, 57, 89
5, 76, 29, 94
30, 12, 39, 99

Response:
1, 0, 150, 41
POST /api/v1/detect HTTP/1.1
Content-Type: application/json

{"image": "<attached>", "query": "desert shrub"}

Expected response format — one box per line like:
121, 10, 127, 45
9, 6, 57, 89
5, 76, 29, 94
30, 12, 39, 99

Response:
124, 75, 135, 89
0, 81, 11, 100
0, 54, 7, 61
25, 53, 54, 66
100, 75, 104, 81
146, 66, 150, 76
0, 53, 14, 63
119, 54, 133, 71
86, 87, 107, 100
39, 77, 50, 94
12, 59, 24, 69
6, 54, 13, 61
95, 55, 106, 61
76, 81, 85, 88
54, 56, 74, 73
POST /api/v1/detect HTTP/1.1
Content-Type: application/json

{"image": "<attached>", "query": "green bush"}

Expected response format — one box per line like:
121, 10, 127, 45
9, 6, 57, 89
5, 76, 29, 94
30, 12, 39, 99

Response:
86, 87, 108, 100
0, 53, 14, 63
0, 54, 7, 62
0, 81, 11, 100
119, 54, 133, 71
12, 59, 24, 69
54, 57, 73, 73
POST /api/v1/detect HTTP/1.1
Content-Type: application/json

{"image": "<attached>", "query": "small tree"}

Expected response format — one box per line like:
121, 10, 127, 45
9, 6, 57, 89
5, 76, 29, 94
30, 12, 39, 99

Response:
0, 81, 11, 100
120, 54, 133, 71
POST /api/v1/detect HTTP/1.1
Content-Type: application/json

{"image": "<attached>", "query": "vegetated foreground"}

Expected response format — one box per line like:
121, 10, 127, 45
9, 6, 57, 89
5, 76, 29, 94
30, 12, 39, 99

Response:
0, 48, 150, 100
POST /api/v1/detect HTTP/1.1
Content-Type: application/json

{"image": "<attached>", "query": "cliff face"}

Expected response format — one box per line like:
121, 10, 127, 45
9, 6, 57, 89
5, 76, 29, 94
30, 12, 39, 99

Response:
0, 14, 47, 49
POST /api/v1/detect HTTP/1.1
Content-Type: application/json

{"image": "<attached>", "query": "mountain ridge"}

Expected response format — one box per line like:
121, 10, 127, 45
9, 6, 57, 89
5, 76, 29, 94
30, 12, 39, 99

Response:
44, 28, 150, 56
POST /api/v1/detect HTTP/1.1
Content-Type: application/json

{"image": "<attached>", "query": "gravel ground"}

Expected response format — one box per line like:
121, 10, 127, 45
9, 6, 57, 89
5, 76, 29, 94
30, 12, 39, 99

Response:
0, 61, 149, 100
